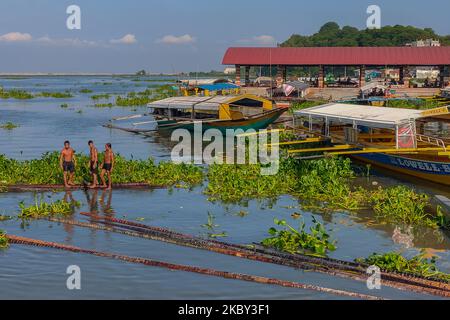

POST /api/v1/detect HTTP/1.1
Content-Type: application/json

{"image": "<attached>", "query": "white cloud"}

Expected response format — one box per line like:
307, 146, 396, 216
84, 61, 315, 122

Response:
157, 34, 196, 45
110, 34, 137, 44
238, 35, 276, 45
0, 32, 32, 42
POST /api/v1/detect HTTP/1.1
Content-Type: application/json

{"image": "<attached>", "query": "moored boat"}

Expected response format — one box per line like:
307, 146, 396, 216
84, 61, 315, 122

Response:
107, 94, 288, 134
291, 103, 450, 186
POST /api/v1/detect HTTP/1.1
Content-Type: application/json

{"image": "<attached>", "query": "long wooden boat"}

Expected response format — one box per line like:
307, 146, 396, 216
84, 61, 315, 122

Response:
107, 94, 287, 134
291, 103, 450, 186
155, 107, 287, 133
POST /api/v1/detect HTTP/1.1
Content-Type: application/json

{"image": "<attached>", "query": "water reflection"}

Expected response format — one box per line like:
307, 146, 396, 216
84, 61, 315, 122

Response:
84, 189, 115, 216
63, 190, 76, 242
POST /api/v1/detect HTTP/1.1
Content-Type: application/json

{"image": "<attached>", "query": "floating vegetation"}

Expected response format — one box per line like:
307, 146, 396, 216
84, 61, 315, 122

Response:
0, 230, 9, 249
289, 100, 327, 114
356, 252, 450, 282
40, 91, 73, 98
18, 197, 80, 220
206, 157, 355, 206
0, 122, 19, 130
206, 157, 444, 229
116, 94, 154, 106
201, 212, 227, 238
60, 103, 69, 108
261, 217, 336, 257
370, 186, 438, 228
115, 84, 177, 107
0, 152, 203, 187
0, 88, 34, 99
0, 215, 13, 221
91, 94, 110, 101
385, 99, 441, 110
94, 103, 114, 108
79, 89, 93, 94
201, 212, 219, 230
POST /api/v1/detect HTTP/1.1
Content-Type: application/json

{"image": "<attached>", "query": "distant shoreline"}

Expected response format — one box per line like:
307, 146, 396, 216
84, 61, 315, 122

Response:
0, 73, 180, 77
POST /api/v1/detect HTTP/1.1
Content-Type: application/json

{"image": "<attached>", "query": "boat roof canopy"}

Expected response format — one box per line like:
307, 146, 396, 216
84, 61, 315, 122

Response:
360, 82, 387, 93
294, 103, 424, 129
198, 83, 240, 91
148, 94, 271, 111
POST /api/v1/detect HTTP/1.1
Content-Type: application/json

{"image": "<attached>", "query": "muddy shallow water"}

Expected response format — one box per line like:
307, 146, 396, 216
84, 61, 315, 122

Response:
0, 76, 449, 299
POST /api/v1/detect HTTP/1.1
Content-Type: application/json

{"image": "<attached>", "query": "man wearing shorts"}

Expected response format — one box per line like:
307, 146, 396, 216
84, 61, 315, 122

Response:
59, 141, 76, 188
100, 143, 115, 190
88, 140, 99, 188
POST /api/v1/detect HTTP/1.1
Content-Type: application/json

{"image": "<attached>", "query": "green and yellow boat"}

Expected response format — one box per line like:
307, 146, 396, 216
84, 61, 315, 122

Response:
106, 94, 287, 134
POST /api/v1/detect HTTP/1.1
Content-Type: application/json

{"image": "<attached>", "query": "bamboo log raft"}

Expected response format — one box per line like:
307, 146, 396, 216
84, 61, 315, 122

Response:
1, 183, 165, 192
49, 213, 450, 298
6, 234, 383, 300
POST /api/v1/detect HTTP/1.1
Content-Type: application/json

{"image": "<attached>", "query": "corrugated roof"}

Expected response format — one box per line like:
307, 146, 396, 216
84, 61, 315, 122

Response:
222, 47, 450, 66
148, 96, 232, 111
294, 103, 423, 128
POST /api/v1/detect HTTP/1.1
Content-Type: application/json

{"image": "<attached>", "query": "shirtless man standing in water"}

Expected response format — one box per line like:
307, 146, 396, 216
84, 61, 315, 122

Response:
59, 141, 76, 188
88, 140, 99, 188
100, 143, 115, 190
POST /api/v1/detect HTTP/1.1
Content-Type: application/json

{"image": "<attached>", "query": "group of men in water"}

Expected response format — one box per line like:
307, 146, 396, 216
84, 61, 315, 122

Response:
59, 140, 115, 190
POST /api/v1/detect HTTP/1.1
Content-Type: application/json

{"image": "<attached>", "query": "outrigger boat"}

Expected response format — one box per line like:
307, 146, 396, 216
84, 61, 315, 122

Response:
288, 103, 450, 186
106, 94, 288, 134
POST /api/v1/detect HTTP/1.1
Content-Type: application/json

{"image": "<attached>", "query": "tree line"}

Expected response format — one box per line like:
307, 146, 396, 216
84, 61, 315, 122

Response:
281, 22, 450, 47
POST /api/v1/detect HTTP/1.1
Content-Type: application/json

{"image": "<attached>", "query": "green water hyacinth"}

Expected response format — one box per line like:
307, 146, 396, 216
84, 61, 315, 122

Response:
0, 230, 9, 249
115, 85, 177, 107
91, 94, 110, 100
40, 91, 73, 98
206, 156, 356, 207
0, 152, 203, 187
0, 122, 19, 130
18, 198, 80, 220
262, 217, 336, 257
0, 88, 34, 99
356, 252, 450, 282
370, 186, 438, 227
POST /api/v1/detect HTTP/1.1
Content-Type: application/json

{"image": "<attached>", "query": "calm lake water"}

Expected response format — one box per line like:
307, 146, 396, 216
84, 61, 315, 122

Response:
0, 76, 449, 300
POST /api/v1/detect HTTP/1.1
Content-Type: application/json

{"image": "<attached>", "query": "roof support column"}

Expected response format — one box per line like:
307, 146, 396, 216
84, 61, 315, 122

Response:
318, 65, 324, 88
276, 65, 286, 87
439, 66, 446, 88
359, 65, 366, 88
235, 65, 241, 86
400, 66, 410, 88
244, 66, 250, 86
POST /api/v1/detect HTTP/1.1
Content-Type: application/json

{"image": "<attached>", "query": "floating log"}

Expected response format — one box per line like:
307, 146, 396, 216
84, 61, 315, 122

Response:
1, 183, 165, 192
6, 234, 383, 300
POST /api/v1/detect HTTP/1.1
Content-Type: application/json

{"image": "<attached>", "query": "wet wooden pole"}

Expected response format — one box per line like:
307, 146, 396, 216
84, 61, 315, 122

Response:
6, 234, 383, 300
49, 213, 450, 297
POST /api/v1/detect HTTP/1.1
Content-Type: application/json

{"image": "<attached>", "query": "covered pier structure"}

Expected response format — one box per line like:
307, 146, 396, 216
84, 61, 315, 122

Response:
222, 47, 450, 89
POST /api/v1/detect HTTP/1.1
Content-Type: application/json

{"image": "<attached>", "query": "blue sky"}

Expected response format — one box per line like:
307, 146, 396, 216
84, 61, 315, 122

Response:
0, 0, 449, 73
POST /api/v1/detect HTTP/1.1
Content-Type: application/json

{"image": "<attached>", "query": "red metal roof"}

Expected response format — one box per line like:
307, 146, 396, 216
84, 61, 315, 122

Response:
222, 47, 450, 66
